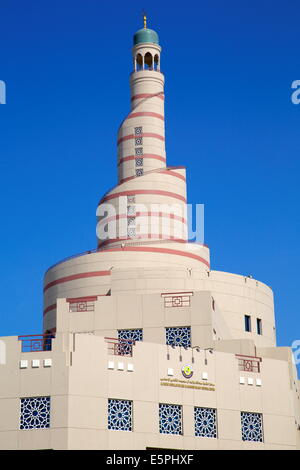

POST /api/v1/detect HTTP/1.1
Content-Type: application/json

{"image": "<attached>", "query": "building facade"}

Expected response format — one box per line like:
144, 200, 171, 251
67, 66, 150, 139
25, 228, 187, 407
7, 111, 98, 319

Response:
0, 21, 299, 450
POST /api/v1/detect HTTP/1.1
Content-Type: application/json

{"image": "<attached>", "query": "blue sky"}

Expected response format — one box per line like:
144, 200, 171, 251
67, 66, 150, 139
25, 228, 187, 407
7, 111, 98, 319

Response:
0, 0, 299, 370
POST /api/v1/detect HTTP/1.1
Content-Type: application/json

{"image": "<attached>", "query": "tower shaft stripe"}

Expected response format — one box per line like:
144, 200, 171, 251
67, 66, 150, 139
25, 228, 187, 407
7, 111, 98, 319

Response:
44, 271, 111, 292
120, 170, 186, 184
118, 154, 166, 166
127, 111, 164, 121
101, 246, 210, 268
99, 190, 186, 204
117, 133, 165, 145
131, 93, 164, 101
97, 212, 187, 226
43, 303, 56, 315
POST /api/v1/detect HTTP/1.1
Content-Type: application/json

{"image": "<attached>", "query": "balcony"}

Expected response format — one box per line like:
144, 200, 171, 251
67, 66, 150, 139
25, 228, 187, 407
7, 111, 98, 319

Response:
236, 354, 261, 373
161, 292, 193, 308
105, 337, 136, 357
18, 334, 54, 353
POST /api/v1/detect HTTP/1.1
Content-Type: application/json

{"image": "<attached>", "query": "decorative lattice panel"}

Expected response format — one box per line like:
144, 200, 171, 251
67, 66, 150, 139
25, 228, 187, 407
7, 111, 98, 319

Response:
20, 397, 50, 430
241, 412, 263, 442
236, 355, 261, 373
118, 329, 143, 342
159, 404, 182, 435
135, 148, 143, 156
135, 137, 143, 146
165, 326, 191, 348
117, 329, 142, 355
108, 399, 132, 431
194, 407, 217, 438
135, 158, 144, 167
164, 295, 191, 308
134, 126, 142, 135
69, 301, 95, 312
127, 227, 136, 238
127, 217, 136, 227
135, 169, 143, 177
127, 205, 136, 215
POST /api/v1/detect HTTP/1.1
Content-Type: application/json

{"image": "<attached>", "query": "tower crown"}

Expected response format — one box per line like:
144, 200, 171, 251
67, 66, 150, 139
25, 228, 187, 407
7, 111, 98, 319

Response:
133, 28, 159, 45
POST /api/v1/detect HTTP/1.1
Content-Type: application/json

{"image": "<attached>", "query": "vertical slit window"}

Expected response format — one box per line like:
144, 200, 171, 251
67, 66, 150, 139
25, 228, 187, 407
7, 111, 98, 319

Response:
257, 318, 262, 335
244, 315, 251, 332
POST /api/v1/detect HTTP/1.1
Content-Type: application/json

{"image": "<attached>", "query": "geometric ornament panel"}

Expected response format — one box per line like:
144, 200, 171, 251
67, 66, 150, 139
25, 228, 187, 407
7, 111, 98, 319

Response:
241, 411, 263, 442
20, 397, 50, 430
194, 407, 217, 438
108, 399, 132, 431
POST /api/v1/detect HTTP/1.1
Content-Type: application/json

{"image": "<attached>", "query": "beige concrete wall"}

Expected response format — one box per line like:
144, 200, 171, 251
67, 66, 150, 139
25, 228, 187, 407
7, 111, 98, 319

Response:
45, 266, 275, 351
0, 333, 298, 449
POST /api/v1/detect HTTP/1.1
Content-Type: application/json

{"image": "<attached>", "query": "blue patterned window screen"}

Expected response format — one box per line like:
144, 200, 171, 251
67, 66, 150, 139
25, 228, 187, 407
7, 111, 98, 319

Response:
108, 399, 132, 431
159, 404, 182, 435
20, 397, 50, 430
165, 326, 191, 348
194, 407, 217, 438
241, 412, 263, 442
127, 227, 136, 238
118, 329, 143, 342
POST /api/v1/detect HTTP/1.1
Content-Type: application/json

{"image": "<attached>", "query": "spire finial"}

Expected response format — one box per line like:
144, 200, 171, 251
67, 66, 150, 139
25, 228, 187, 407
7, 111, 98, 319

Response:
143, 11, 147, 29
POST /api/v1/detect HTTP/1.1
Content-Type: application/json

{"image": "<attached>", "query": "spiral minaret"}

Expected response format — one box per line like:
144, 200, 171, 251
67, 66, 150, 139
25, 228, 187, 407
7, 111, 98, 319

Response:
96, 21, 208, 259
43, 20, 210, 332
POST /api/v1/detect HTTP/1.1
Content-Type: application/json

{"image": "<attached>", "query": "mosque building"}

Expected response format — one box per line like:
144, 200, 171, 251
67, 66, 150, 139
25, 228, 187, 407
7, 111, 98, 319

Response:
0, 18, 299, 450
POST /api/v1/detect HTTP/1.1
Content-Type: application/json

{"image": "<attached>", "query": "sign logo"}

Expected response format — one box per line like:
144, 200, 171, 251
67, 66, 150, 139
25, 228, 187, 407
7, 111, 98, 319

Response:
181, 364, 193, 379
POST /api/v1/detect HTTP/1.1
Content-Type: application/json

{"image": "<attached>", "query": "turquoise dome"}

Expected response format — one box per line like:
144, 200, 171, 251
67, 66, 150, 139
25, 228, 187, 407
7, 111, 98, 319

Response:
133, 28, 159, 45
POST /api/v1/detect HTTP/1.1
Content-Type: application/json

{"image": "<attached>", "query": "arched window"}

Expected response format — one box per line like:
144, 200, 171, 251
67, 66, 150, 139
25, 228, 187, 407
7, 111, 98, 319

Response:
144, 52, 153, 70
136, 54, 143, 71
154, 54, 159, 71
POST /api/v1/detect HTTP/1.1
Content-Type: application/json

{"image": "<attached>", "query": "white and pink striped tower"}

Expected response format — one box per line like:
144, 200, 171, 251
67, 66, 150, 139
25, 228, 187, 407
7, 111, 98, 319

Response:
43, 20, 210, 332
97, 18, 204, 254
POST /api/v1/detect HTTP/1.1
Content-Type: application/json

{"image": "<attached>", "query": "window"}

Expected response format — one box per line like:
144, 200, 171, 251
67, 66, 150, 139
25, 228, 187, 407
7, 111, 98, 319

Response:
135, 158, 143, 167
135, 169, 143, 177
134, 126, 142, 135
165, 326, 191, 348
127, 227, 136, 238
127, 205, 136, 215
159, 404, 182, 435
20, 397, 50, 430
118, 329, 143, 342
194, 407, 217, 438
116, 329, 142, 355
127, 217, 136, 227
257, 318, 262, 335
241, 412, 263, 442
144, 52, 153, 70
136, 53, 143, 71
108, 399, 132, 431
244, 315, 251, 332
135, 137, 143, 146
135, 147, 143, 156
